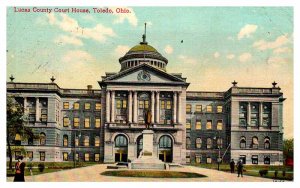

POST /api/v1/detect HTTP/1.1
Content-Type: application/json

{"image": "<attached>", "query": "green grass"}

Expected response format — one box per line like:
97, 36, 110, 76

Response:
7, 162, 100, 177
101, 170, 207, 178
191, 163, 293, 181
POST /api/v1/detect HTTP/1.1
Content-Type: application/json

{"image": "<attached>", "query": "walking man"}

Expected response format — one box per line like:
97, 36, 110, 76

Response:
237, 159, 244, 177
230, 159, 235, 173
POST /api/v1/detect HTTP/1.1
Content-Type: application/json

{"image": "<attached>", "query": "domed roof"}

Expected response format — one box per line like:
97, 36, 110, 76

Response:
129, 44, 158, 53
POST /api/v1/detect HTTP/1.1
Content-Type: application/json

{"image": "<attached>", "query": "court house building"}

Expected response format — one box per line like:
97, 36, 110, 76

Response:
7, 33, 285, 165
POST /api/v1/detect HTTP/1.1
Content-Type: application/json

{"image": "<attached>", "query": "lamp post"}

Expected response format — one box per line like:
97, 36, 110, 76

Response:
74, 131, 81, 168
214, 131, 221, 171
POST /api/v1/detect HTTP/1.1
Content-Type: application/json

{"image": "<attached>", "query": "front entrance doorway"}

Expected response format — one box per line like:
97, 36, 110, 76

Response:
114, 135, 128, 162
158, 135, 173, 163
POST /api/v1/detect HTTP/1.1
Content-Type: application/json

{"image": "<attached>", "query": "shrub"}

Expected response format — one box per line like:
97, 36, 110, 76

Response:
259, 169, 268, 177
38, 163, 45, 172
282, 170, 286, 177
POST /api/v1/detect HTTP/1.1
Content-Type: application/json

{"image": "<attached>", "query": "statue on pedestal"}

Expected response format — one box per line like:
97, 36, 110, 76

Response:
144, 110, 152, 129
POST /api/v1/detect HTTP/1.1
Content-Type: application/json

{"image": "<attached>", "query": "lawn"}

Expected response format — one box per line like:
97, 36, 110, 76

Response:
192, 163, 293, 181
101, 170, 207, 178
7, 161, 100, 177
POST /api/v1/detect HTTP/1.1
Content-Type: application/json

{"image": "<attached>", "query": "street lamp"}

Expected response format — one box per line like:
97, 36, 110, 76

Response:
213, 131, 221, 171
74, 131, 81, 168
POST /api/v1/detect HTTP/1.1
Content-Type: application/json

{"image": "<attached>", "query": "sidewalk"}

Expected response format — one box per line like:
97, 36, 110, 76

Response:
7, 164, 274, 182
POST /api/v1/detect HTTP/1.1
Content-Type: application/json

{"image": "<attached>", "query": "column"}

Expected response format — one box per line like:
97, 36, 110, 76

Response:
128, 91, 132, 123
23, 97, 27, 114
111, 91, 115, 123
247, 102, 251, 126
173, 92, 177, 123
151, 91, 155, 123
177, 92, 182, 124
133, 91, 138, 123
106, 90, 110, 123
259, 102, 263, 126
36, 97, 40, 122
155, 91, 160, 123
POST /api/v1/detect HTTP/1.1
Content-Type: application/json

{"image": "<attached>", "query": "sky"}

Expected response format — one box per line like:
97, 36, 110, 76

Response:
6, 6, 293, 138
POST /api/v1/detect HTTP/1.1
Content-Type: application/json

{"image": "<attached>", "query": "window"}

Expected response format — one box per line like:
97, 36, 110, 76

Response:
186, 104, 192, 113
166, 101, 171, 109
95, 118, 101, 128
251, 103, 259, 126
84, 153, 89, 161
27, 151, 33, 160
63, 152, 68, 161
95, 103, 101, 110
217, 120, 223, 130
63, 135, 68, 147
75, 137, 79, 146
159, 136, 172, 148
84, 117, 90, 128
73, 102, 80, 110
252, 155, 258, 164
186, 137, 191, 149
95, 136, 100, 146
40, 152, 45, 161
186, 155, 191, 163
240, 137, 246, 148
63, 102, 69, 109
41, 114, 47, 122
206, 120, 212, 130
206, 157, 212, 164
195, 105, 202, 112
63, 117, 70, 127
40, 133, 46, 145
15, 151, 21, 160
73, 117, 80, 127
195, 155, 201, 164
206, 105, 212, 112
95, 154, 100, 162
84, 136, 89, 146
186, 121, 191, 129
264, 156, 270, 164
217, 138, 223, 149
115, 135, 128, 147
217, 105, 223, 113
240, 155, 246, 164
262, 103, 271, 126
196, 138, 202, 149
196, 121, 202, 130
239, 102, 247, 126
84, 103, 91, 110
207, 138, 212, 149
264, 137, 270, 149
252, 137, 259, 149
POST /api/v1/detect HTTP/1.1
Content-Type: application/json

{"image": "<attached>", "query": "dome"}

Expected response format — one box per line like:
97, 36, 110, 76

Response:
128, 44, 158, 53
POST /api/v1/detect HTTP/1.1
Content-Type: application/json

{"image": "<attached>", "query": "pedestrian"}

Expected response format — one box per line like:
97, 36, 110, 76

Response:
230, 159, 235, 173
14, 155, 26, 182
237, 159, 244, 177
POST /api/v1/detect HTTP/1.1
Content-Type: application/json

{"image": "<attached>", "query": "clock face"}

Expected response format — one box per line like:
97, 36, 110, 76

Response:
137, 70, 151, 81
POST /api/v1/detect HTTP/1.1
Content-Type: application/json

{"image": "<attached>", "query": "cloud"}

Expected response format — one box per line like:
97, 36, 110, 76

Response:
61, 50, 95, 64
178, 55, 197, 65
54, 35, 83, 46
226, 54, 235, 59
273, 47, 291, 54
238, 24, 258, 40
214, 52, 220, 58
114, 45, 130, 57
238, 53, 252, 62
253, 34, 290, 50
164, 45, 173, 54
47, 13, 116, 43
112, 7, 138, 27
267, 56, 289, 67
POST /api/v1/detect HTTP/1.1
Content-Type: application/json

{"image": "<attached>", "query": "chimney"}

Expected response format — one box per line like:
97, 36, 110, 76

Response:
87, 85, 93, 94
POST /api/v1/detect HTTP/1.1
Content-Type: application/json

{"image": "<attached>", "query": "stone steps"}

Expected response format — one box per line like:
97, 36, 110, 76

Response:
131, 163, 165, 170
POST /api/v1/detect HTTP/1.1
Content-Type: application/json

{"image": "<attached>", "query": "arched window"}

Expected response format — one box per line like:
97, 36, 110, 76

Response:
15, 133, 22, 146
240, 137, 246, 148
207, 138, 212, 149
186, 137, 191, 149
40, 133, 46, 145
115, 135, 128, 147
195, 138, 202, 149
63, 135, 68, 147
95, 136, 100, 147
159, 135, 172, 148
84, 136, 89, 146
252, 136, 259, 149
264, 137, 270, 149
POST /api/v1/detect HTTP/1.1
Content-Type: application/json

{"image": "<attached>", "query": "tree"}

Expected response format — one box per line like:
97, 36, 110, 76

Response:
6, 97, 35, 170
283, 138, 293, 159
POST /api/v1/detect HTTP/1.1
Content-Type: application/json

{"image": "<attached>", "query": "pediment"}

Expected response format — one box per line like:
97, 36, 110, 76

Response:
103, 64, 186, 84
